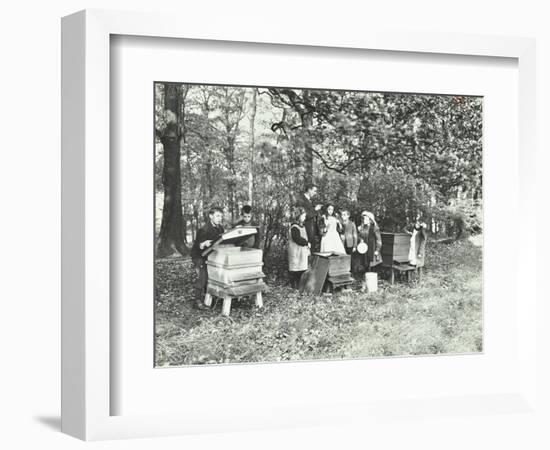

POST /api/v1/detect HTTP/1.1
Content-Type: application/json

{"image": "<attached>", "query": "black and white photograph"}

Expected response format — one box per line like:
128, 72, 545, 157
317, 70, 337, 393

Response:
154, 82, 483, 366
3, 0, 547, 446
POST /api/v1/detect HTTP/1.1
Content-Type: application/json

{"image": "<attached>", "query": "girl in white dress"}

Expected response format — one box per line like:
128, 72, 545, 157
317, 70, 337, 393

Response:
320, 204, 346, 254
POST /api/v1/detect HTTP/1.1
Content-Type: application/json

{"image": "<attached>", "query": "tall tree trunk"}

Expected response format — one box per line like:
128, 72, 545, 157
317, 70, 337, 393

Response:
156, 83, 189, 258
199, 92, 213, 222
225, 136, 236, 222
248, 88, 257, 204
179, 86, 191, 244
202, 158, 213, 221
220, 88, 246, 222
301, 91, 314, 187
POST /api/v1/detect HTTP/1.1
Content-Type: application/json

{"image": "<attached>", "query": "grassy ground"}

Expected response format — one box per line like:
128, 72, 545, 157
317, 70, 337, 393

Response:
155, 235, 482, 366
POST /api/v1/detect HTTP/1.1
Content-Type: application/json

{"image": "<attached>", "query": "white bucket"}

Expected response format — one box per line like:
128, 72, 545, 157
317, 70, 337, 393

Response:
364, 272, 378, 293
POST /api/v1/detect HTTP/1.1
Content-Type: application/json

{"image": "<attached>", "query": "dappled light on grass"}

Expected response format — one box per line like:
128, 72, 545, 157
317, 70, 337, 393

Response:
155, 237, 482, 366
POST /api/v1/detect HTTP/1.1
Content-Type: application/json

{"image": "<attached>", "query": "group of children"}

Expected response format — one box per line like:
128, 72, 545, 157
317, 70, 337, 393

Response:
287, 205, 384, 288
191, 201, 428, 308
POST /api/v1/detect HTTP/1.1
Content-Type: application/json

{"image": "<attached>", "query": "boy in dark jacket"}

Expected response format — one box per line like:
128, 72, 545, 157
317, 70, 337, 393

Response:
339, 209, 358, 254
191, 207, 224, 309
233, 205, 261, 249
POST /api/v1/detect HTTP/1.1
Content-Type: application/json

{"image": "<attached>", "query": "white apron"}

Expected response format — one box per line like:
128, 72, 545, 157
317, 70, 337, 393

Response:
288, 224, 310, 271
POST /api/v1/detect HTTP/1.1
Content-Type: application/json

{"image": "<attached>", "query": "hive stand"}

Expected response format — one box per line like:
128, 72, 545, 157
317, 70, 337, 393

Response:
386, 263, 423, 284
381, 232, 425, 285
204, 282, 264, 316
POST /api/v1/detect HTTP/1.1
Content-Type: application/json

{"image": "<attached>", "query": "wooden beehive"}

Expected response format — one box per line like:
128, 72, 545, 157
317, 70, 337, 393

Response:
381, 232, 411, 266
316, 252, 354, 290
207, 246, 265, 286
203, 227, 266, 297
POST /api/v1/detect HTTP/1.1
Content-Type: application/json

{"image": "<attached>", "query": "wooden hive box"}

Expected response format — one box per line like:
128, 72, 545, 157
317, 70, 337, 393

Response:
206, 246, 265, 287
315, 252, 354, 289
381, 232, 411, 266
202, 227, 266, 295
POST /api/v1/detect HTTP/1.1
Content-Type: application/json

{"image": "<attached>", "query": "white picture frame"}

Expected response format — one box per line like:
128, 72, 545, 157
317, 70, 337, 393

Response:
61, 9, 539, 441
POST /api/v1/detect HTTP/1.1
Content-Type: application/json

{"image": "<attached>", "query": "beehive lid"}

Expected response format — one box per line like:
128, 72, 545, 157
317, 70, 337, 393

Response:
201, 226, 258, 257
